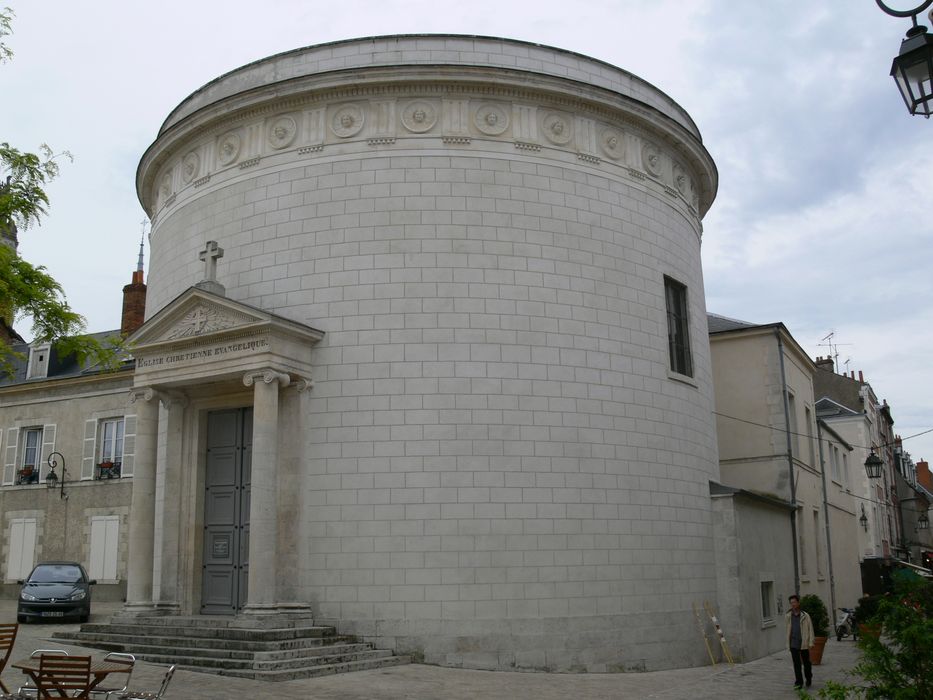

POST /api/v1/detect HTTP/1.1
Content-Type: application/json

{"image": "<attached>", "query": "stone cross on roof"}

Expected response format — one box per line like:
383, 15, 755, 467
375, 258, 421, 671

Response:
195, 240, 226, 296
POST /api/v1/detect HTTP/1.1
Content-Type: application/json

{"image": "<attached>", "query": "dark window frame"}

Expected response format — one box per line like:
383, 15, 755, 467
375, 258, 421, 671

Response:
664, 276, 693, 377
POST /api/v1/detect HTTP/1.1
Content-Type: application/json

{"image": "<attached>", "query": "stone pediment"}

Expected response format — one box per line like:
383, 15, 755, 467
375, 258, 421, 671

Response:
130, 292, 264, 347
126, 287, 324, 387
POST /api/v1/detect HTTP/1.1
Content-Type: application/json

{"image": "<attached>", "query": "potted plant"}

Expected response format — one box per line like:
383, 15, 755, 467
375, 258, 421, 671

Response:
799, 594, 831, 664
855, 593, 884, 639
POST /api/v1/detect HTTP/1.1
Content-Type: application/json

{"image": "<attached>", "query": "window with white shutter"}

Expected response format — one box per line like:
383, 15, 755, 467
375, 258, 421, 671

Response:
89, 516, 120, 581
6, 518, 37, 581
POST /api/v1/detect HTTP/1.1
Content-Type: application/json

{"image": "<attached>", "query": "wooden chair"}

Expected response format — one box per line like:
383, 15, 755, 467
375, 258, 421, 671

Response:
36, 654, 92, 700
16, 650, 67, 698
0, 623, 18, 693
108, 664, 174, 700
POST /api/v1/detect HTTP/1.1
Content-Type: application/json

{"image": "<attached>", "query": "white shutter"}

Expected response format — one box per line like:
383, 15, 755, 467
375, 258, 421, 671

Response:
3, 428, 18, 485
6, 518, 37, 581
89, 516, 120, 580
38, 424, 56, 482
81, 419, 98, 480
122, 414, 136, 477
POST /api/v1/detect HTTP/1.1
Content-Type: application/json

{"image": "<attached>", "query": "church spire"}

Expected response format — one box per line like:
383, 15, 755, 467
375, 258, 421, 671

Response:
121, 220, 148, 337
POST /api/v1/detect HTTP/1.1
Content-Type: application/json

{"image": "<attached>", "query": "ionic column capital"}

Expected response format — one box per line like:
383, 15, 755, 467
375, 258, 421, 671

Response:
158, 389, 189, 409
128, 387, 159, 405
243, 370, 291, 388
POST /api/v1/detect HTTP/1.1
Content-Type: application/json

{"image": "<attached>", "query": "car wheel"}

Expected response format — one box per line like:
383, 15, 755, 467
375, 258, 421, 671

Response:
79, 613, 89, 623
17, 614, 27, 623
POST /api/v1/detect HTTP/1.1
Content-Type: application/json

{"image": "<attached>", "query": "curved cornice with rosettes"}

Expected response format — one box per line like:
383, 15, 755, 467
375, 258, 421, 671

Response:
139, 72, 716, 227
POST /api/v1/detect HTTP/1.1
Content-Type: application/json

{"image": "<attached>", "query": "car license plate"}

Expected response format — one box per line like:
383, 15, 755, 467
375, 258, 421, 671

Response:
41, 611, 65, 617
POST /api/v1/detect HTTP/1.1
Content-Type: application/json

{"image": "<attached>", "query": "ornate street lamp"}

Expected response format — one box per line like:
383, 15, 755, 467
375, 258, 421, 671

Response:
876, 0, 933, 116
920, 511, 930, 530
45, 451, 67, 499
860, 504, 870, 531
865, 450, 884, 479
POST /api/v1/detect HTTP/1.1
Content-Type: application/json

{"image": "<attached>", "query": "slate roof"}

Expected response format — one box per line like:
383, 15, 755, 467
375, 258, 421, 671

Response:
0, 330, 133, 388
706, 313, 760, 334
813, 367, 865, 415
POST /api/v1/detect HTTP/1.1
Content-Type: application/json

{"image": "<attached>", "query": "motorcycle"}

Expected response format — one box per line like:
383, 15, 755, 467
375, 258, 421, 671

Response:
836, 607, 858, 641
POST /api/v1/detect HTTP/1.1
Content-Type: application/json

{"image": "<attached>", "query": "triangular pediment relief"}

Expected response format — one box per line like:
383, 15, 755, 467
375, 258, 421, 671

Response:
127, 287, 323, 353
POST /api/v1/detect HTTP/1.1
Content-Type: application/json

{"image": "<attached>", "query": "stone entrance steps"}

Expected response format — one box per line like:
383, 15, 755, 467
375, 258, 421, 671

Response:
53, 618, 410, 681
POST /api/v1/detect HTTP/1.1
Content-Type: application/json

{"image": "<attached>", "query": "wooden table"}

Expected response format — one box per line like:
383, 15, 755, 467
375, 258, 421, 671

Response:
11, 656, 131, 698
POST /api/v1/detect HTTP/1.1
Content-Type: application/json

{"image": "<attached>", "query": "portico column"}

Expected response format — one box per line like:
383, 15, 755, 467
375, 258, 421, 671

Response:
242, 369, 290, 613
154, 391, 187, 614
125, 387, 159, 612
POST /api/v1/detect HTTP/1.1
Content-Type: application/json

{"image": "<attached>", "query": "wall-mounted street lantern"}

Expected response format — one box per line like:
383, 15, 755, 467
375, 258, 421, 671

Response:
45, 451, 67, 499
920, 511, 930, 530
865, 450, 884, 479
876, 0, 933, 116
860, 504, 870, 531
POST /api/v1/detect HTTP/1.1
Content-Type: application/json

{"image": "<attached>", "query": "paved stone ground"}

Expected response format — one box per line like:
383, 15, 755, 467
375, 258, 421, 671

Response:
1, 602, 860, 699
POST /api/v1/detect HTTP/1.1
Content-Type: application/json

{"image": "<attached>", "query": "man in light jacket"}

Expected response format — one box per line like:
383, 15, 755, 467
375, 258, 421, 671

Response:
785, 593, 814, 688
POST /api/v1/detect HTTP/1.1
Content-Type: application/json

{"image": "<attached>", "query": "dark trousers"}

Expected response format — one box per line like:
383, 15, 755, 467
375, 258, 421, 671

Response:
790, 647, 812, 685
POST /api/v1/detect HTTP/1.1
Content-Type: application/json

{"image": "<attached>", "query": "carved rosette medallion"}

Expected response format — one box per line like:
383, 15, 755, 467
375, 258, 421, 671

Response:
600, 129, 624, 160
181, 152, 200, 184
331, 104, 364, 138
158, 173, 174, 203
401, 100, 438, 133
542, 112, 572, 145
672, 163, 690, 196
268, 116, 298, 149
218, 132, 241, 166
164, 304, 238, 340
641, 142, 662, 177
474, 103, 509, 135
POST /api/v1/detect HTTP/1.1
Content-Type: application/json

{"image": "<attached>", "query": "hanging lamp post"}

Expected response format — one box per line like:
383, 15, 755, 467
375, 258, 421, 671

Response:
876, 0, 933, 116
864, 450, 884, 479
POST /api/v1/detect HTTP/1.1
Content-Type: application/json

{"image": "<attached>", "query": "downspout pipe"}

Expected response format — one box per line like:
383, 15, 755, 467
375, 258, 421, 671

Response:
776, 328, 800, 593
816, 420, 837, 624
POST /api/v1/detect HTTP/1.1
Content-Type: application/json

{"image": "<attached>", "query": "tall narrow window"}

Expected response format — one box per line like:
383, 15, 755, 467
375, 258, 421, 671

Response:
814, 509, 823, 578
664, 276, 692, 377
805, 407, 815, 466
17, 428, 42, 485
99, 419, 124, 464
787, 393, 799, 455
798, 507, 807, 577
830, 445, 840, 482
761, 581, 774, 623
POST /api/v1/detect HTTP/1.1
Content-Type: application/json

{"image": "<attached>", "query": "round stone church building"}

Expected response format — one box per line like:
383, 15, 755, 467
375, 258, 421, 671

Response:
132, 35, 719, 672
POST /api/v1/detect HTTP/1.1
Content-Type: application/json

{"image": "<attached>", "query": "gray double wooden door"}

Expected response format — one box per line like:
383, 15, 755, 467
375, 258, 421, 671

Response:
201, 408, 252, 614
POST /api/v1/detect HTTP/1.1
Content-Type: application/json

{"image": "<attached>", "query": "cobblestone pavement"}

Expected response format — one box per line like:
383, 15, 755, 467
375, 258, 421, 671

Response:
1, 602, 859, 699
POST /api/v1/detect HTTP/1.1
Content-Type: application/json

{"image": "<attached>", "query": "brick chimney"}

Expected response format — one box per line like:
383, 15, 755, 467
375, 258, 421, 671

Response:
121, 233, 147, 337
917, 460, 932, 492
814, 356, 835, 372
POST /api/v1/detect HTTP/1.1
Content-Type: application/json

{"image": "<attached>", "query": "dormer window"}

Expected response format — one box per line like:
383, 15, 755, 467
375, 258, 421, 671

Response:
26, 342, 51, 379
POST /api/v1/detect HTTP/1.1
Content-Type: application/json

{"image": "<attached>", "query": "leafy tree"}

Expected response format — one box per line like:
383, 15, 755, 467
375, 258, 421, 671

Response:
1, 7, 120, 375
805, 578, 933, 700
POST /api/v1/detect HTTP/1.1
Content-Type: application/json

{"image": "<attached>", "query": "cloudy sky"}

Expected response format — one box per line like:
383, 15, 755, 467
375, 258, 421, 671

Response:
4, 1, 932, 461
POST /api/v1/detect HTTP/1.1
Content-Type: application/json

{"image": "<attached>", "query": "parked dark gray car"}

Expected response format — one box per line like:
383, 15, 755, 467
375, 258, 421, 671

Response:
17, 561, 96, 623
